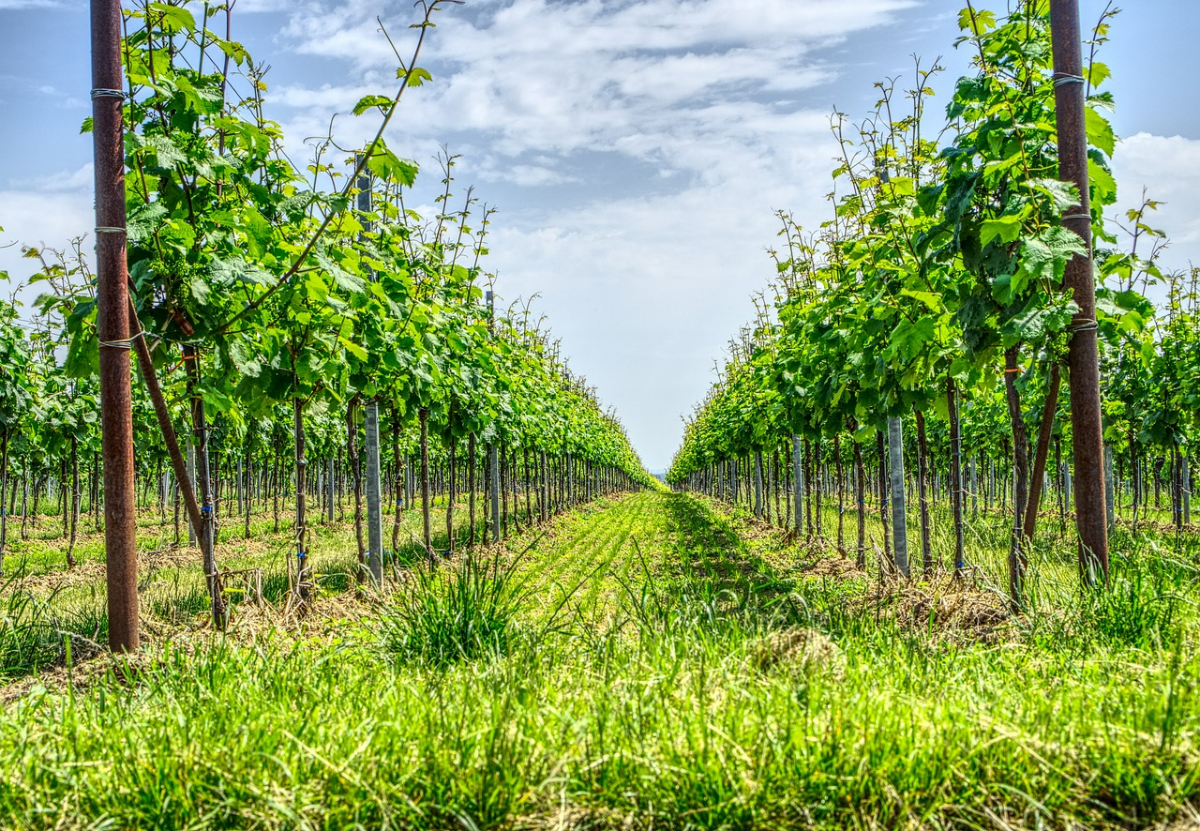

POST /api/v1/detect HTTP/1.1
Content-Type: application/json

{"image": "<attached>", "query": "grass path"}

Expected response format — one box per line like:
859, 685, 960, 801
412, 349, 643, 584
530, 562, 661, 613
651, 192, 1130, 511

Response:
0, 488, 1196, 829
510, 491, 791, 631
0, 495, 502, 682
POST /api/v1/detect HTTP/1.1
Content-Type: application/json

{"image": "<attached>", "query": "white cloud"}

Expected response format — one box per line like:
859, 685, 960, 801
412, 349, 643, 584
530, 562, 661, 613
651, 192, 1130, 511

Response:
268, 0, 914, 166
232, 0, 296, 12
251, 0, 920, 468
32, 85, 86, 110
492, 163, 579, 186
9, 162, 94, 193
0, 168, 94, 307
1111, 132, 1200, 268
481, 123, 843, 468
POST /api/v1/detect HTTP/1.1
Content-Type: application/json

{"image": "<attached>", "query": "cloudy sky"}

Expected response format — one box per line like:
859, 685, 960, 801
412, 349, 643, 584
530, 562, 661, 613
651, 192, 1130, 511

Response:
2, 0, 1199, 472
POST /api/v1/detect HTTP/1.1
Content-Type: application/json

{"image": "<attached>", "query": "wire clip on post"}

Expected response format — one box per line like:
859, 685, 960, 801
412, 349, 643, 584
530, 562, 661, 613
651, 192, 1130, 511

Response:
1052, 73, 1086, 88
98, 331, 145, 351
90, 88, 126, 100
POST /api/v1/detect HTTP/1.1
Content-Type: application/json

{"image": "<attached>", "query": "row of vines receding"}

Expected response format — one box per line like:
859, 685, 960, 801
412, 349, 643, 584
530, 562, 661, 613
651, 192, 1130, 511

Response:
0, 0, 653, 637
666, 1, 1199, 608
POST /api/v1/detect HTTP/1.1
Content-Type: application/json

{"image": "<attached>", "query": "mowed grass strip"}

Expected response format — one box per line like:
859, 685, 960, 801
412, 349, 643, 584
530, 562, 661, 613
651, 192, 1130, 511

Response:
0, 489, 1196, 830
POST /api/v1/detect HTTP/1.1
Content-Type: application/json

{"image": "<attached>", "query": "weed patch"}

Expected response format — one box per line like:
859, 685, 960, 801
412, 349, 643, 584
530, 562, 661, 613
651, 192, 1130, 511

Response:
380, 552, 523, 668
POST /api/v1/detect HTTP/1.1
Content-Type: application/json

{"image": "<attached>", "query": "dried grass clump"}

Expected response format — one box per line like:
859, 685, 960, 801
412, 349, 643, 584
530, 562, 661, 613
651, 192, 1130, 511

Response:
750, 626, 845, 679
7, 562, 107, 593
1154, 804, 1200, 831
0, 643, 154, 705
856, 575, 1012, 641
800, 556, 862, 579
1, 584, 381, 706
516, 805, 646, 831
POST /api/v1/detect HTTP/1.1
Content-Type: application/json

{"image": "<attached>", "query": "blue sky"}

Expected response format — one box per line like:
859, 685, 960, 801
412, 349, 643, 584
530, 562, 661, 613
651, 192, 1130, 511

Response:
3, 0, 1199, 472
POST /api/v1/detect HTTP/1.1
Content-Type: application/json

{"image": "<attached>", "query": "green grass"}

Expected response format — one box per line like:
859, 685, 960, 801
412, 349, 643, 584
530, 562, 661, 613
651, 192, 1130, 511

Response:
0, 494, 488, 678
0, 579, 108, 679
380, 550, 524, 668
0, 490, 1197, 829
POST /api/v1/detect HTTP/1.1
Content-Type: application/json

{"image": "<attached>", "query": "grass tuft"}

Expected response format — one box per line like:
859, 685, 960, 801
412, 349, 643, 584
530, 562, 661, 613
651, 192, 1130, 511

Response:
0, 492, 1197, 829
1073, 555, 1186, 651
379, 552, 523, 668
1, 573, 106, 681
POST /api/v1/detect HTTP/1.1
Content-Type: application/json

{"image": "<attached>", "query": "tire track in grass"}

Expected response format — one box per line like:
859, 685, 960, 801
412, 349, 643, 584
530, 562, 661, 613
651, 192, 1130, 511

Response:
566, 492, 672, 624
509, 514, 619, 619
514, 490, 779, 632
514, 492, 669, 628
520, 505, 637, 626
520, 507, 618, 592
572, 512, 637, 623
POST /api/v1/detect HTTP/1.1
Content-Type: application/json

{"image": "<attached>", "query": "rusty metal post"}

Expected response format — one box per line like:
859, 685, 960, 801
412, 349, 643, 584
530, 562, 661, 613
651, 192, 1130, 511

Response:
1050, 0, 1109, 583
1024, 362, 1061, 541
91, 0, 139, 651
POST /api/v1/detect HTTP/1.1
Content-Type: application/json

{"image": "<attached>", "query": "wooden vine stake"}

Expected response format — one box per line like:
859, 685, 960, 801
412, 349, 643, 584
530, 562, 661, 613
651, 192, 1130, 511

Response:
1184, 455, 1191, 525
1049, 0, 1109, 584
90, 0, 139, 651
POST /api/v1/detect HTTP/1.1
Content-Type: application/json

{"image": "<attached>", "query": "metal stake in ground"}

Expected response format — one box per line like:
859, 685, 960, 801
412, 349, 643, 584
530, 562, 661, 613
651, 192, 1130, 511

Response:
1049, 0, 1109, 583
753, 450, 764, 518
792, 435, 803, 533
187, 441, 197, 546
327, 459, 335, 524
887, 416, 909, 577
91, 0, 139, 651
1184, 453, 1192, 526
489, 442, 501, 543
364, 400, 384, 584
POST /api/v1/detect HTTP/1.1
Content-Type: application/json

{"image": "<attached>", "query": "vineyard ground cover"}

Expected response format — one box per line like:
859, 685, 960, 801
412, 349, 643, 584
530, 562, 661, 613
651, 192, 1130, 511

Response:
701, 487, 1200, 622
0, 490, 1197, 828
0, 495, 481, 683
